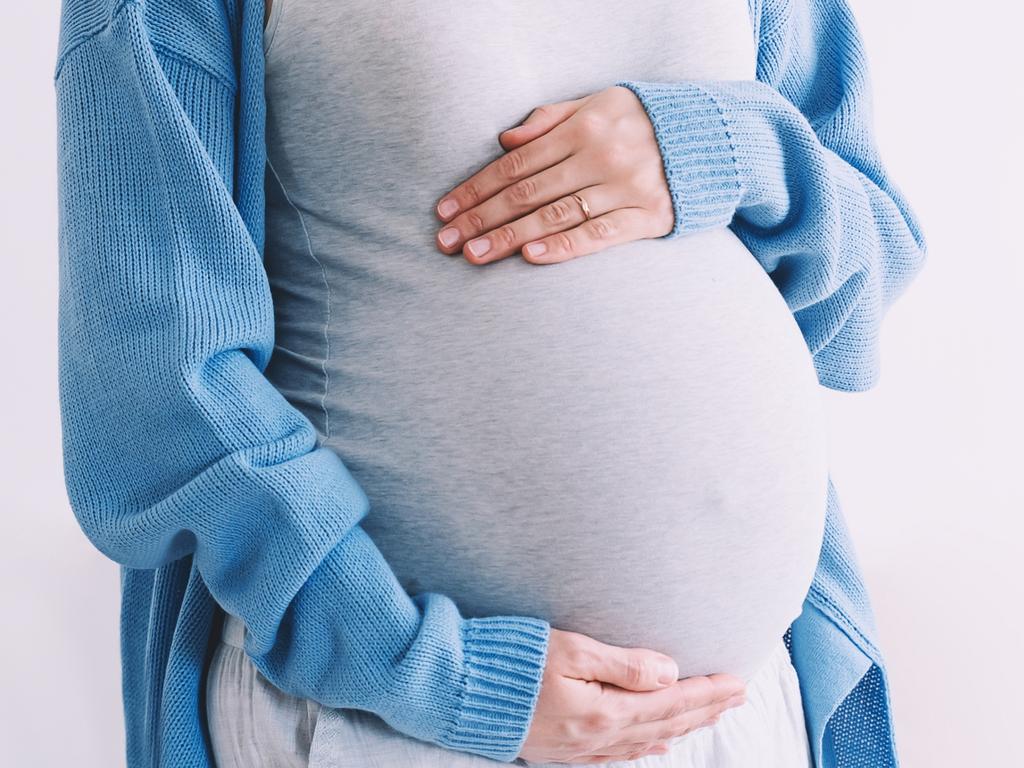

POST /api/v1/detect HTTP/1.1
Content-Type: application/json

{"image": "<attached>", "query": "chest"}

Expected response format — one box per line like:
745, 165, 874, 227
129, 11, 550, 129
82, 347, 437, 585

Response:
263, 0, 756, 186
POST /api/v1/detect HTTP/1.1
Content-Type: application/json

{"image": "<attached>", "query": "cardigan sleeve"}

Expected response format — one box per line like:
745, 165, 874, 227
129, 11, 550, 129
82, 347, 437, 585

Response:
53, 5, 548, 763
615, 0, 928, 391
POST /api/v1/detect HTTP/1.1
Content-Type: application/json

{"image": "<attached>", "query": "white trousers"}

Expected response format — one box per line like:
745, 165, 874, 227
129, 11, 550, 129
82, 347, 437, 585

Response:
206, 611, 813, 768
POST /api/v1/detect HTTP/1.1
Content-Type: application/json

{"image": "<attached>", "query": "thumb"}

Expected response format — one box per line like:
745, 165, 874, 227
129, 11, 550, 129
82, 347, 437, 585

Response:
498, 96, 588, 150
572, 639, 680, 692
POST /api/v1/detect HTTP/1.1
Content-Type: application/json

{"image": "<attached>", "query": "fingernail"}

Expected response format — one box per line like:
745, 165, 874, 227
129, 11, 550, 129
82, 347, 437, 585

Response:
439, 227, 460, 247
657, 668, 678, 686
523, 241, 547, 258
437, 198, 459, 218
467, 237, 491, 258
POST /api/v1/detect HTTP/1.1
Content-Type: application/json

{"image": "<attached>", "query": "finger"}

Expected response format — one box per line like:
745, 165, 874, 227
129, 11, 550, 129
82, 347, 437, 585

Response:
435, 119, 575, 223
463, 185, 625, 265
597, 672, 745, 729
563, 636, 681, 692
436, 156, 610, 264
436, 154, 602, 260
461, 186, 624, 265
615, 691, 747, 744
521, 205, 654, 265
498, 95, 590, 151
615, 693, 745, 746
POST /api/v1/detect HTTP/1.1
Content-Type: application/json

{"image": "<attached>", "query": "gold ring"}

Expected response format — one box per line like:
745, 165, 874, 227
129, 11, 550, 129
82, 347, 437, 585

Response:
570, 192, 592, 220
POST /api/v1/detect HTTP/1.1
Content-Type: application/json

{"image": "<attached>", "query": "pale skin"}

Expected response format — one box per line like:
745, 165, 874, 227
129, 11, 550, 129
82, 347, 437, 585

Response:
520, 629, 746, 764
433, 85, 675, 265
264, 0, 748, 762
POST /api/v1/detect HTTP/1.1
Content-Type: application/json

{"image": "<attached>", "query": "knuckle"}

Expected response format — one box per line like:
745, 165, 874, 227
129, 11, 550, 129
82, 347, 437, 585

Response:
582, 707, 611, 734
565, 643, 595, 672
587, 216, 616, 241
552, 230, 575, 255
663, 718, 693, 739
556, 718, 585, 747
462, 179, 484, 207
497, 149, 529, 181
664, 694, 691, 721
492, 224, 518, 249
465, 211, 486, 233
677, 676, 712, 708
623, 656, 649, 688
531, 104, 553, 123
542, 199, 575, 227
575, 110, 607, 140
508, 177, 537, 206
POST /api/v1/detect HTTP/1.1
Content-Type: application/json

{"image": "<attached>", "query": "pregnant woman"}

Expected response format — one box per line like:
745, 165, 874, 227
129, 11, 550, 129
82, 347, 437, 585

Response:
204, 0, 831, 765
53, 0, 927, 767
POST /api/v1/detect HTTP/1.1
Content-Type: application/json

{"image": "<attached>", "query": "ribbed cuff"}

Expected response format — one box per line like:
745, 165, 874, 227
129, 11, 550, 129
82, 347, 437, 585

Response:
615, 80, 744, 238
438, 615, 551, 762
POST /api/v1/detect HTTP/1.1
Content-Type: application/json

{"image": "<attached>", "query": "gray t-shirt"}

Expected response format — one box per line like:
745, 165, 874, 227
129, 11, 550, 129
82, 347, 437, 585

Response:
261, 0, 828, 683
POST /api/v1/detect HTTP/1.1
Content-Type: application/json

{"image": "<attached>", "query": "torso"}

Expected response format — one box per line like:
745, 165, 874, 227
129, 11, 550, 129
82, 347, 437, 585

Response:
260, 0, 827, 682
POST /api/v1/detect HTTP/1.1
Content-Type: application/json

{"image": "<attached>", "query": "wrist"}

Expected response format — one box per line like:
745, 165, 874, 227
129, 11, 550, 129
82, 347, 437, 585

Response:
437, 614, 552, 762
615, 80, 743, 238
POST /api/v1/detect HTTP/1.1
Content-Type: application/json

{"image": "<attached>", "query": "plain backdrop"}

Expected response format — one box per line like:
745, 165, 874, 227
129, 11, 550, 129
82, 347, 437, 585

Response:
2, 2, 1021, 766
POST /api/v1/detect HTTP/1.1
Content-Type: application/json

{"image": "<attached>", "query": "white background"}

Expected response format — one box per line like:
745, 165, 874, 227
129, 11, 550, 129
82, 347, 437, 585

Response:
2, 1, 1021, 766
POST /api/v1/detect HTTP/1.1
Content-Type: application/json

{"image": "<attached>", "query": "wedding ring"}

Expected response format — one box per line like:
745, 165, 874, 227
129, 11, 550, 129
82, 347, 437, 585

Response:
570, 192, 592, 221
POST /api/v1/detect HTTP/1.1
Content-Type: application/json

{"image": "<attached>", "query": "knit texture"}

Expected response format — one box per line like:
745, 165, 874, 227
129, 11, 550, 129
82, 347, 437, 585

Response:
616, 0, 927, 392
53, 0, 925, 766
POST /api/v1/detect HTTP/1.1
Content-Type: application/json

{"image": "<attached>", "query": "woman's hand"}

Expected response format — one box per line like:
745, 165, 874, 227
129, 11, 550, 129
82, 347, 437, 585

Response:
518, 628, 747, 765
434, 86, 674, 265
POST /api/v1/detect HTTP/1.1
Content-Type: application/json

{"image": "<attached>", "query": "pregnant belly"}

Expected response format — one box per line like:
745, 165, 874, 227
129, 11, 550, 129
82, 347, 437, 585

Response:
267, 226, 829, 682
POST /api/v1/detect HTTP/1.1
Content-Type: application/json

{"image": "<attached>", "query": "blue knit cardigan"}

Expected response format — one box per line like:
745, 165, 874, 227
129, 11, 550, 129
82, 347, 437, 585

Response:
54, 0, 927, 765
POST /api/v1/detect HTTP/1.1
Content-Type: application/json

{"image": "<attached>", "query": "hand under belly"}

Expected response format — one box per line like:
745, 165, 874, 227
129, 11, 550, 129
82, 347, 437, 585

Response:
270, 226, 829, 682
